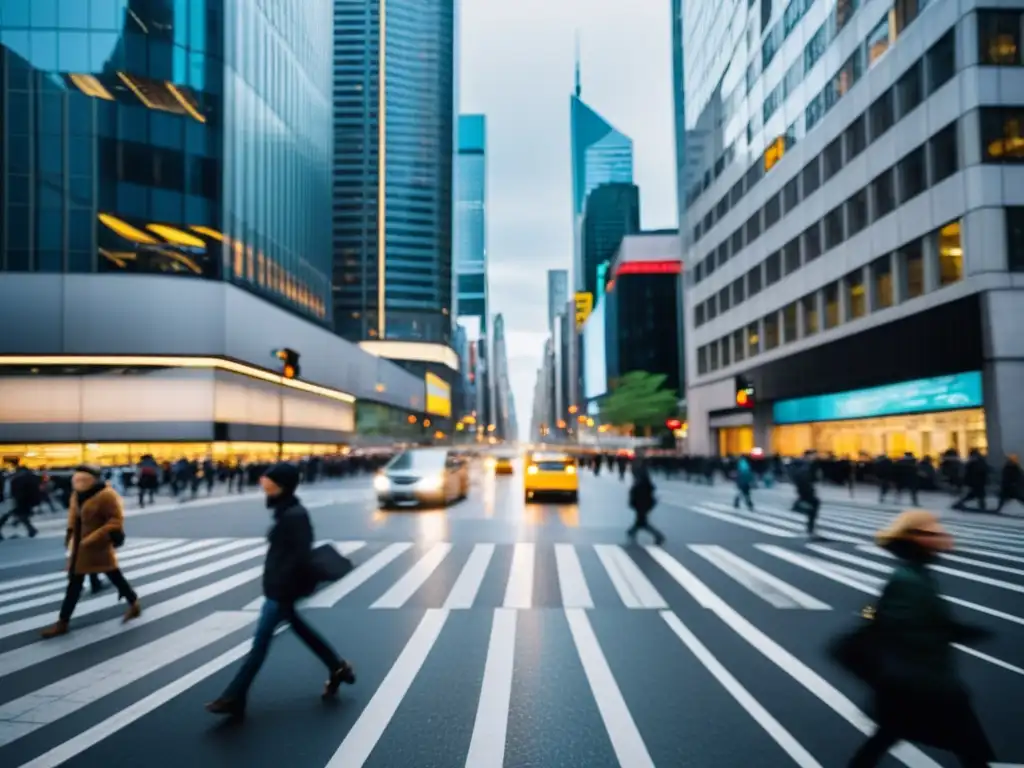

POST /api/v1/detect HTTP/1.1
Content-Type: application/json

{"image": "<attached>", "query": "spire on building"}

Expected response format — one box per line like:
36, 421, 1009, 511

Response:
574, 31, 581, 98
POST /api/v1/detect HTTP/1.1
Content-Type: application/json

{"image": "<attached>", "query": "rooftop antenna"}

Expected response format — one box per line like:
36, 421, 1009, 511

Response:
574, 31, 581, 97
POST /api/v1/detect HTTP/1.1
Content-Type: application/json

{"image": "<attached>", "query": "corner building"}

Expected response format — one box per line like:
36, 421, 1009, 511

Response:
679, 0, 1024, 461
0, 0, 430, 465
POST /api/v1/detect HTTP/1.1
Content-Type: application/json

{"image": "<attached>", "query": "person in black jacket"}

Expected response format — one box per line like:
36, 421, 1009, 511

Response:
0, 464, 40, 540
627, 456, 664, 545
952, 449, 989, 513
206, 463, 354, 718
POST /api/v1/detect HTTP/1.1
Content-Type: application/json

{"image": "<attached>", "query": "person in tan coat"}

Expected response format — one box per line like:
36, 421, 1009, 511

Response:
41, 465, 142, 639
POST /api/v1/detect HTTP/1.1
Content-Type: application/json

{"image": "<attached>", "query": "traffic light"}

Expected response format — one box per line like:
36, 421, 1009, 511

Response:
665, 418, 682, 430
735, 375, 755, 408
274, 348, 300, 379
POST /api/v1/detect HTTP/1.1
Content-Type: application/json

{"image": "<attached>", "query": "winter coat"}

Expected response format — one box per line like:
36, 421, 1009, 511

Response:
735, 458, 753, 490
65, 485, 124, 575
263, 496, 314, 602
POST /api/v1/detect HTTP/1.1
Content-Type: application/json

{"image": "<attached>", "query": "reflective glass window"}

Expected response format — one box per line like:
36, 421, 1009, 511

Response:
937, 221, 963, 286
978, 11, 1023, 66
981, 107, 1024, 162
824, 283, 840, 329
31, 0, 58, 27
872, 256, 893, 309
1007, 207, 1024, 272
803, 294, 819, 335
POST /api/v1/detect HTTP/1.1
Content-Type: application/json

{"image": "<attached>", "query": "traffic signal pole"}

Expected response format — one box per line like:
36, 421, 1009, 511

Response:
271, 348, 301, 462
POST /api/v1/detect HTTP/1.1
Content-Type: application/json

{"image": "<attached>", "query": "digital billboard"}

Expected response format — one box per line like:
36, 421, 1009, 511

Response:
583, 297, 607, 400
425, 372, 452, 418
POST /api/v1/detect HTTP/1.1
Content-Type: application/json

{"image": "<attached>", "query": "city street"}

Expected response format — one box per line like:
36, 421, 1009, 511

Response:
0, 465, 1022, 767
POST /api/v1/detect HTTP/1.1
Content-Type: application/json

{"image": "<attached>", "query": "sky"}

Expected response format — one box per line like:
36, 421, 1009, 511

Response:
458, 0, 679, 439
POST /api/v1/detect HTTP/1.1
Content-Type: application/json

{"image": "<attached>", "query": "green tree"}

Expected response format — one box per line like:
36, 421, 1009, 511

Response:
599, 371, 678, 434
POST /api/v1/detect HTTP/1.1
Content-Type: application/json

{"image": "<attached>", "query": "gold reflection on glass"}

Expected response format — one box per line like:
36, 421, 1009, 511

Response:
99, 213, 160, 244
146, 224, 206, 248
938, 221, 963, 286
166, 82, 206, 123
69, 74, 114, 100
191, 226, 225, 242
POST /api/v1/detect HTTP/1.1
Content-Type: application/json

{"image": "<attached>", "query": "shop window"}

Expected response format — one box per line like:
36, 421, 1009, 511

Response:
823, 138, 843, 181
981, 107, 1024, 162
721, 335, 732, 367
978, 11, 1023, 66
872, 255, 894, 309
732, 276, 745, 305
782, 302, 798, 343
896, 62, 923, 118
903, 241, 925, 299
898, 146, 927, 202
747, 323, 760, 358
803, 221, 822, 262
733, 329, 746, 362
745, 212, 762, 242
937, 221, 963, 286
710, 343, 720, 371
845, 115, 867, 160
783, 176, 799, 213
846, 269, 866, 319
847, 189, 868, 236
927, 29, 956, 92
731, 227, 744, 255
748, 264, 763, 296
717, 241, 729, 267
867, 14, 893, 66
824, 282, 840, 329
783, 238, 801, 275
763, 313, 779, 351
698, 346, 708, 375
766, 251, 781, 285
802, 157, 821, 197
871, 168, 896, 220
1008, 207, 1024, 272
930, 121, 959, 183
869, 88, 895, 140
824, 206, 845, 250
802, 293, 819, 336
764, 192, 782, 229
719, 286, 731, 312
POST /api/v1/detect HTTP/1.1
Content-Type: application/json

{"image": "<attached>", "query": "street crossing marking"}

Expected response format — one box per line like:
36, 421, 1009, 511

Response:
593, 544, 667, 609
685, 504, 800, 537
554, 543, 593, 609
372, 543, 452, 609
305, 542, 412, 608
689, 545, 831, 610
502, 543, 534, 609
464, 608, 517, 767
443, 543, 495, 609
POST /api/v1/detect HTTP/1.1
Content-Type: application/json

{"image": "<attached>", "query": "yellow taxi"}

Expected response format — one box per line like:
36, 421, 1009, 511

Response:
484, 454, 515, 475
524, 451, 578, 502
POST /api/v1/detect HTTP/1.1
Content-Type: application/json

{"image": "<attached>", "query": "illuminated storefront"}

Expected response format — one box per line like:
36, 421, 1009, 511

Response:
771, 372, 986, 458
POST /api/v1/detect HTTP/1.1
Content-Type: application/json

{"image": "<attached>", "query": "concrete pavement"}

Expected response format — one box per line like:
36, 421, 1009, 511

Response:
0, 468, 1021, 766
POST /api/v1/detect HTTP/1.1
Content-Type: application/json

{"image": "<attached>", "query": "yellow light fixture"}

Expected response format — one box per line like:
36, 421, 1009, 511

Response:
146, 224, 206, 248
99, 213, 160, 244
0, 355, 355, 403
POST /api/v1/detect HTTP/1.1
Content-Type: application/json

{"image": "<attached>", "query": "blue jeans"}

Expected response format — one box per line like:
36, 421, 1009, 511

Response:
223, 599, 341, 701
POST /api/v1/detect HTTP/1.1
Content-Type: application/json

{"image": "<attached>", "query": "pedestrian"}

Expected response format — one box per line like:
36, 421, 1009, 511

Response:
626, 455, 664, 545
733, 455, 755, 511
41, 465, 142, 638
206, 462, 355, 719
836, 510, 996, 767
994, 454, 1024, 513
0, 463, 40, 540
791, 451, 820, 537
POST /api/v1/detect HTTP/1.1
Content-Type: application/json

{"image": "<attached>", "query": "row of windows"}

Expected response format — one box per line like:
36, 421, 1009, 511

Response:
691, 27, 956, 287
695, 218, 968, 376
693, 119, 958, 330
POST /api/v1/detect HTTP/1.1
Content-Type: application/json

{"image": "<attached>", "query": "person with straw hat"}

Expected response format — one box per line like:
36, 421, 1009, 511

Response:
844, 509, 995, 766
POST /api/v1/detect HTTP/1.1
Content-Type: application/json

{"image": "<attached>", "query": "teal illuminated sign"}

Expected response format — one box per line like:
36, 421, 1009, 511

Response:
772, 372, 983, 425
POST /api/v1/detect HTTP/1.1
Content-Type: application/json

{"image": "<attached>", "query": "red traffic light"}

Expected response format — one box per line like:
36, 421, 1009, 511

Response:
665, 418, 682, 430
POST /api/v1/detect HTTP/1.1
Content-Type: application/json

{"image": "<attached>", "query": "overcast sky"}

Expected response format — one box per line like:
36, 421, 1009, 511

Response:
458, 0, 678, 439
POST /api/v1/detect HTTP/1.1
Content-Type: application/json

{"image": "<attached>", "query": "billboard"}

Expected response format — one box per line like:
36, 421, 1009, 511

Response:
583, 297, 607, 400
574, 291, 593, 330
425, 372, 452, 418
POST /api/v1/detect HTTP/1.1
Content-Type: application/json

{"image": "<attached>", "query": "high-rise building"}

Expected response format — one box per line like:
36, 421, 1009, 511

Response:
678, 2, 1023, 461
491, 314, 512, 440
581, 183, 640, 300
332, 0, 457, 349
0, 0, 430, 464
546, 269, 569, 332
455, 114, 488, 332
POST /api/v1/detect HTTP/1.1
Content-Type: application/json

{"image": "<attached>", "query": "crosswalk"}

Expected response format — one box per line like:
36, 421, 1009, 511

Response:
0, 515, 1021, 765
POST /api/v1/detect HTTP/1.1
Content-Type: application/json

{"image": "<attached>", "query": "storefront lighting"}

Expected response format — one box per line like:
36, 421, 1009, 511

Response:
146, 224, 206, 248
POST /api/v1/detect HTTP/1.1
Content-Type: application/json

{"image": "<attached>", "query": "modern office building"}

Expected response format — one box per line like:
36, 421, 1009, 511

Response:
581, 182, 641, 300
547, 269, 569, 332
0, 0, 433, 465
332, 0, 458, 364
678, 1, 1024, 461
455, 114, 488, 331
491, 314, 511, 440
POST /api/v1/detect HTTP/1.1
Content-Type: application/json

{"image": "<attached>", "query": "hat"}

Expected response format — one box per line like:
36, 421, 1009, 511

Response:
73, 464, 103, 478
876, 509, 952, 551
262, 462, 300, 495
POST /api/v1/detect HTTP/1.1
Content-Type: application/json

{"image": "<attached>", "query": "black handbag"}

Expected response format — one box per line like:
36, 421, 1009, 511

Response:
828, 605, 883, 684
299, 544, 354, 596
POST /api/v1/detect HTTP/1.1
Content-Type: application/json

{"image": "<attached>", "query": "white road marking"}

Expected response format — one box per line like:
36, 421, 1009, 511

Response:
464, 609, 517, 767
554, 543, 593, 609
372, 543, 452, 609
443, 544, 495, 609
684, 504, 800, 537
305, 543, 412, 608
689, 545, 831, 609
593, 545, 666, 609
502, 543, 534, 609
244, 541, 366, 611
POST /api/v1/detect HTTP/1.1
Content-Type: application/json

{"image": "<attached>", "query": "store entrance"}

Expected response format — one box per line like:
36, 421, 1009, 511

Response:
717, 426, 754, 456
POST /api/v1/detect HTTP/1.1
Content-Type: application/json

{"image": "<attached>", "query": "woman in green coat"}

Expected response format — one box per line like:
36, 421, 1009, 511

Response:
846, 509, 995, 766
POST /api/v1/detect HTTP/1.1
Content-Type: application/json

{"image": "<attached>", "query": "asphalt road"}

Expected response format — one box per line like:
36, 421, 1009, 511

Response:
0, 464, 1022, 767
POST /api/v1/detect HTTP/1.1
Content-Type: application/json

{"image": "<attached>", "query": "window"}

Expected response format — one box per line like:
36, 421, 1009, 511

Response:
836, 48, 864, 97
937, 221, 963, 286
703, 210, 714, 232
845, 189, 868, 237
746, 212, 762, 243
824, 282, 840, 329
805, 24, 828, 73
845, 116, 867, 160
747, 323, 760, 357
846, 269, 866, 319
872, 255, 893, 309
748, 264, 763, 296
823, 138, 844, 180
802, 157, 821, 197
782, 302, 798, 343
705, 251, 717, 277
930, 121, 959, 183
710, 343, 719, 371
871, 168, 896, 220
717, 241, 730, 268
721, 335, 732, 367
903, 240, 925, 299
783, 177, 799, 213
707, 294, 718, 320
899, 146, 927, 202
981, 107, 1024, 162
732, 277, 745, 305
730, 180, 744, 206
731, 228, 744, 255
783, 238, 801, 275
927, 29, 956, 92
978, 10, 1023, 66
825, 206, 845, 249
733, 329, 746, 362
869, 89, 895, 140
802, 293, 819, 336
764, 193, 781, 229
1008, 207, 1024, 272
698, 346, 708, 375
897, 62, 923, 118
695, 303, 705, 327
716, 196, 729, 220
867, 15, 893, 66
764, 313, 780, 351
803, 222, 822, 262
719, 286, 731, 312
766, 251, 781, 285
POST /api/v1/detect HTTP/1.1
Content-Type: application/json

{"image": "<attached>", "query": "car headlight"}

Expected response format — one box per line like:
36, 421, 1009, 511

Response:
527, 465, 538, 475
373, 474, 390, 492
485, 457, 496, 469
418, 474, 443, 491
565, 465, 576, 474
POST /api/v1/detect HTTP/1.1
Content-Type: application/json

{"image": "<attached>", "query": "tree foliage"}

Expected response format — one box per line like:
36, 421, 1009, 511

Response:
600, 370, 678, 431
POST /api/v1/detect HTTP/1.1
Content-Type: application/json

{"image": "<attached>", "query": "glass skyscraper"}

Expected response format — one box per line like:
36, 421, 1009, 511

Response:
0, 0, 334, 323
333, 0, 457, 347
455, 113, 486, 333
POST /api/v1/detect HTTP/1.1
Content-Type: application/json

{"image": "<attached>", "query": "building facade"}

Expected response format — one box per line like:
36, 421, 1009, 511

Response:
679, 0, 1024, 461
332, 0, 457, 348
546, 269, 569, 332
455, 113, 487, 331
0, 0, 430, 465
581, 182, 641, 300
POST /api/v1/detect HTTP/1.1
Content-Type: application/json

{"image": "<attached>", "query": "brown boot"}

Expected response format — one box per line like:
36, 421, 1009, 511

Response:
123, 600, 141, 623
41, 620, 69, 639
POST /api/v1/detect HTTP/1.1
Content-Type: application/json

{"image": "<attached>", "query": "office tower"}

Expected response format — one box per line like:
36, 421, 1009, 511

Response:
678, 1, 1017, 460
455, 114, 488, 332
547, 269, 569, 332
580, 183, 640, 300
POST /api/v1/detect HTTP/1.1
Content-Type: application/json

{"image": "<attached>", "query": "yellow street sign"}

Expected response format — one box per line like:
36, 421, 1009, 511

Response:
574, 292, 593, 330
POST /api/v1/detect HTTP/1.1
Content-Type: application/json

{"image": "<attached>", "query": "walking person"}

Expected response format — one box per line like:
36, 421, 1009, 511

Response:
952, 449, 990, 513
994, 454, 1024, 514
626, 455, 664, 545
733, 455, 755, 511
0, 464, 40, 540
41, 466, 141, 638
206, 463, 355, 719
836, 510, 996, 767
792, 451, 821, 537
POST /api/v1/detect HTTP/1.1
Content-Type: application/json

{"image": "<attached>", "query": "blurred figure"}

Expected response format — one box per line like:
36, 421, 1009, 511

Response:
41, 466, 141, 638
791, 451, 820, 537
844, 511, 995, 767
951, 449, 989, 513
136, 454, 160, 507
0, 463, 40, 540
206, 463, 354, 719
626, 456, 664, 545
994, 454, 1024, 514
733, 455, 755, 511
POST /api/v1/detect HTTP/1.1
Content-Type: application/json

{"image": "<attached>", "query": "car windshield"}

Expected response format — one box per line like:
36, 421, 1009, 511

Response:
387, 449, 446, 471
